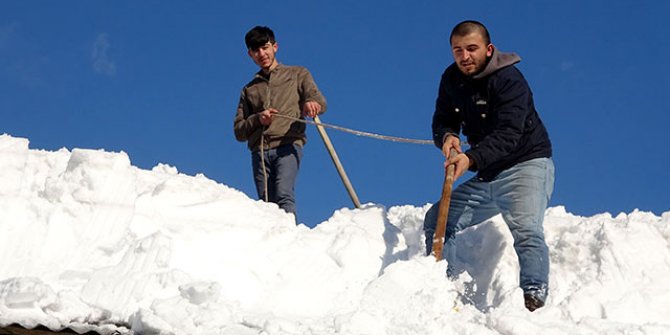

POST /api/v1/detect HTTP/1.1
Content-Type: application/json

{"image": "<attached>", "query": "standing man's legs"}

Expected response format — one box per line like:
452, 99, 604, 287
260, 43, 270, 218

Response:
273, 144, 302, 217
251, 144, 302, 219
492, 158, 554, 309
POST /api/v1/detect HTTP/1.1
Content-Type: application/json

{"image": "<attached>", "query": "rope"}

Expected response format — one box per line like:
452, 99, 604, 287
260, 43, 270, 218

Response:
274, 114, 434, 145
258, 113, 438, 207
260, 130, 269, 202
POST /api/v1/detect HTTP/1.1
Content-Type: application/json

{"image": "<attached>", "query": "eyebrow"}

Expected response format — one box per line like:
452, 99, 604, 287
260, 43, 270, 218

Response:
249, 43, 271, 51
453, 43, 479, 49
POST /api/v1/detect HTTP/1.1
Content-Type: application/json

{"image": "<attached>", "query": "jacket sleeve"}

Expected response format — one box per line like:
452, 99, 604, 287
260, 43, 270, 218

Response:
431, 72, 461, 149
233, 88, 261, 142
465, 68, 530, 171
298, 67, 327, 114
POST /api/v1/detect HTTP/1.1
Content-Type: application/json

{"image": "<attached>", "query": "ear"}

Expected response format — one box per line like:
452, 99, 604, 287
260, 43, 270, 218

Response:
273, 42, 278, 53
247, 49, 253, 59
486, 44, 494, 57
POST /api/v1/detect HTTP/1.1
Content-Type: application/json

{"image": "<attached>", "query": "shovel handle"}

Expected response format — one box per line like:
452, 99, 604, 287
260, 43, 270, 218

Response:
313, 115, 361, 208
432, 150, 458, 261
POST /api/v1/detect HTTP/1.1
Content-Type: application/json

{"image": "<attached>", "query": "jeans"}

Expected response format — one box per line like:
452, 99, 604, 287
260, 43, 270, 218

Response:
424, 157, 555, 291
251, 143, 303, 219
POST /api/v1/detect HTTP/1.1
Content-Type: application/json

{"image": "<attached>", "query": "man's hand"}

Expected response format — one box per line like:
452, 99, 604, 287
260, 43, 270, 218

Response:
447, 153, 472, 180
259, 108, 278, 126
442, 134, 462, 158
302, 101, 322, 118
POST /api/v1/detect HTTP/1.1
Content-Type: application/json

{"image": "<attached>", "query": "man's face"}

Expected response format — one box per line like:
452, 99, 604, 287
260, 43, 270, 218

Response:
451, 32, 493, 76
248, 42, 278, 70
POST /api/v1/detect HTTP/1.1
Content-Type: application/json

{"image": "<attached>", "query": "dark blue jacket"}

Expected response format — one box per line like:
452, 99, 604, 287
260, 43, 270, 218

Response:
432, 49, 552, 181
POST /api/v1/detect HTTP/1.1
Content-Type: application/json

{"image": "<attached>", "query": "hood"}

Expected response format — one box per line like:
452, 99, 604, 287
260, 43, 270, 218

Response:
473, 48, 521, 79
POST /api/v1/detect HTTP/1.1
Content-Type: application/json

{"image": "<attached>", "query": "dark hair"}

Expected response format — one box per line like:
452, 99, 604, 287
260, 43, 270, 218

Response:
450, 20, 491, 45
245, 26, 275, 50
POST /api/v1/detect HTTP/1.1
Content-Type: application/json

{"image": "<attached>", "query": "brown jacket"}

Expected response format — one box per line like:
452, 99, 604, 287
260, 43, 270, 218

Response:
234, 64, 327, 151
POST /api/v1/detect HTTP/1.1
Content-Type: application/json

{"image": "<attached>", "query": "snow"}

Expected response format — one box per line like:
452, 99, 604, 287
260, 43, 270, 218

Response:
0, 133, 669, 335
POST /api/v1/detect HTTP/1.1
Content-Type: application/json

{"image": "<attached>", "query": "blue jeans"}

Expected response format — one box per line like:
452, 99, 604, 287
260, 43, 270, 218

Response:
424, 158, 555, 291
251, 143, 302, 219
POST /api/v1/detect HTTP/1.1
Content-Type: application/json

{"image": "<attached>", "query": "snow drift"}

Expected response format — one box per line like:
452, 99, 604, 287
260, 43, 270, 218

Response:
0, 134, 668, 335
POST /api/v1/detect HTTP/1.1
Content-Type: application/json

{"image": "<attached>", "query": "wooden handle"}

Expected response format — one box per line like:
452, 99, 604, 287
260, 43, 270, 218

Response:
432, 150, 458, 261
314, 115, 362, 208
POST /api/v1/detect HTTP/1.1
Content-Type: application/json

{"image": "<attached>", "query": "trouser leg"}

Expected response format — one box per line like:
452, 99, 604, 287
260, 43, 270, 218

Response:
493, 158, 554, 291
272, 144, 302, 218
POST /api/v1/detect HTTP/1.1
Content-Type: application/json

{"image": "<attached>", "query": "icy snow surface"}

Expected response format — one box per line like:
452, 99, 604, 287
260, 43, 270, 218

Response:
0, 134, 669, 335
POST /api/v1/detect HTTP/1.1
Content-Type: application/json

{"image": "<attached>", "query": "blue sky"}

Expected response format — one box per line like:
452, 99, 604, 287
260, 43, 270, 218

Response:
2, 1, 669, 227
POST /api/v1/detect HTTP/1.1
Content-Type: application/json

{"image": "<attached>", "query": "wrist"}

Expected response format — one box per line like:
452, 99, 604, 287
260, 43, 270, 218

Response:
442, 132, 458, 143
464, 152, 476, 169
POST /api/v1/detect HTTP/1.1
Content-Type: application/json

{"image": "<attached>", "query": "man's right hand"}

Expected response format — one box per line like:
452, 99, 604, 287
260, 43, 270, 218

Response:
441, 134, 462, 158
259, 108, 278, 126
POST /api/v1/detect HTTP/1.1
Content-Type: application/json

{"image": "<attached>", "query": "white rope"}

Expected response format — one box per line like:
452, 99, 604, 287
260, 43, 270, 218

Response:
260, 131, 269, 202
258, 114, 437, 205
274, 114, 434, 145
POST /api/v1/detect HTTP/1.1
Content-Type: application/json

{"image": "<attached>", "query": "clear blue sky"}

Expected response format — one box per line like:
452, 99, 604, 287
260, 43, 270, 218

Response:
2, 1, 669, 227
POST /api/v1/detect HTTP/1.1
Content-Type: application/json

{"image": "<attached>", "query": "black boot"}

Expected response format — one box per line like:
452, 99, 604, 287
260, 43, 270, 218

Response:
523, 292, 545, 312
523, 285, 547, 312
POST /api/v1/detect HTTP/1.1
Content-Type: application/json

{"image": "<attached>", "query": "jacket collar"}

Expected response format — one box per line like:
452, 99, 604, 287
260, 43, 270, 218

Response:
472, 48, 521, 79
255, 63, 283, 79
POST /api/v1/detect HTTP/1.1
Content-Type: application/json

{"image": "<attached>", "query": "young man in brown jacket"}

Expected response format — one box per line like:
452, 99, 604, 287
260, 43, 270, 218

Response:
234, 26, 327, 221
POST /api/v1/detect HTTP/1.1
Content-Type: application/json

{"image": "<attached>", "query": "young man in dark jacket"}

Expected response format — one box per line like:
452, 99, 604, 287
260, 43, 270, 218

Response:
424, 20, 554, 312
234, 26, 327, 221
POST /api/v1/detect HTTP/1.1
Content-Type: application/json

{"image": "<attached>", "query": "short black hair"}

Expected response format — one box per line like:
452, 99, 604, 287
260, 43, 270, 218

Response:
450, 20, 491, 46
245, 26, 275, 50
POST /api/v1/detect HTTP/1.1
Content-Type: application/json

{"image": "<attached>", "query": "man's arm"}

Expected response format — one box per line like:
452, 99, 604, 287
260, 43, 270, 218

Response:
432, 72, 461, 151
298, 67, 327, 117
233, 89, 262, 142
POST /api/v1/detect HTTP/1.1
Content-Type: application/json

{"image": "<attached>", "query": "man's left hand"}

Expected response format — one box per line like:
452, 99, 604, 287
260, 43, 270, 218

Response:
446, 153, 471, 180
302, 101, 321, 118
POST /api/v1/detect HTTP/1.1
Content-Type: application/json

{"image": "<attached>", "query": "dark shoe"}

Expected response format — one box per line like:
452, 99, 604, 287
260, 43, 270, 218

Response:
523, 286, 547, 312
524, 292, 545, 312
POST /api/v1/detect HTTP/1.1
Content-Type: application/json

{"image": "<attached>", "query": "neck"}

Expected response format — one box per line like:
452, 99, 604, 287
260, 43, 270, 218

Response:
262, 60, 279, 74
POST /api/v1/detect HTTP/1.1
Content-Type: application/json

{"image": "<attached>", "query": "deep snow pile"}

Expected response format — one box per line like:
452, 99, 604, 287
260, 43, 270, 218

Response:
0, 134, 669, 335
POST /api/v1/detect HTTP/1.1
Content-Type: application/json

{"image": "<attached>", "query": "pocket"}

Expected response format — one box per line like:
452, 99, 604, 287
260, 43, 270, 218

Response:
245, 85, 265, 112
292, 143, 304, 161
